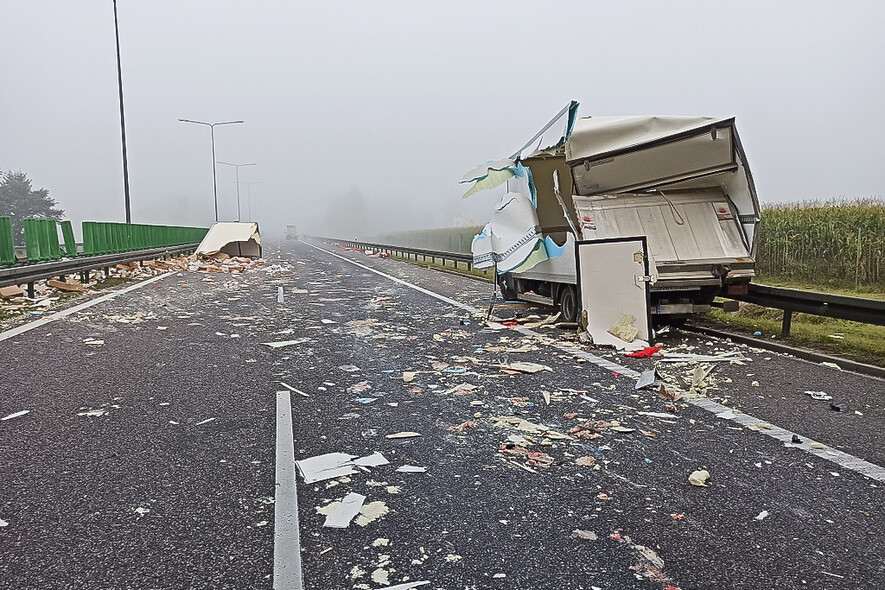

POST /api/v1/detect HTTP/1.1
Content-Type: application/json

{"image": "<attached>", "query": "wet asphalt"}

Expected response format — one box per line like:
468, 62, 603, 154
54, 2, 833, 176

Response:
0, 239, 882, 590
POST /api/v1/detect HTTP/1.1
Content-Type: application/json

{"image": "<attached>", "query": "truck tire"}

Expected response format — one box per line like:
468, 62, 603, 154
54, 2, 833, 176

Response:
497, 273, 517, 301
559, 285, 579, 323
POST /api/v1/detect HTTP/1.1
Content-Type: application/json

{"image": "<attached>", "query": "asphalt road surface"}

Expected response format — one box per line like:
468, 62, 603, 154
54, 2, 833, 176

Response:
0, 239, 882, 590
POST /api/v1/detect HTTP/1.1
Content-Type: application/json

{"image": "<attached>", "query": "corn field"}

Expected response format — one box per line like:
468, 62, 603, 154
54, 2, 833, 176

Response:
756, 198, 884, 289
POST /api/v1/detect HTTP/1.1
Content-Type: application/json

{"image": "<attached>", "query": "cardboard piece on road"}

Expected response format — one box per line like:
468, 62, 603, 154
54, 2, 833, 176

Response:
195, 222, 262, 258
261, 338, 310, 348
0, 285, 24, 299
296, 451, 389, 483
323, 492, 366, 528
296, 452, 358, 483
495, 361, 552, 374
376, 582, 430, 590
352, 452, 389, 467
658, 351, 749, 363
47, 279, 86, 292
635, 369, 658, 390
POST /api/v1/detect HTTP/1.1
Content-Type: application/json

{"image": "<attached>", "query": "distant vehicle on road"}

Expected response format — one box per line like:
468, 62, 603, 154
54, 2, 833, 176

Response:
285, 224, 298, 240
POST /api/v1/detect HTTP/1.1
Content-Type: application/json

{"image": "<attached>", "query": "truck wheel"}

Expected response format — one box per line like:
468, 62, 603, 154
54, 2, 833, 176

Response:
559, 285, 579, 323
497, 273, 517, 301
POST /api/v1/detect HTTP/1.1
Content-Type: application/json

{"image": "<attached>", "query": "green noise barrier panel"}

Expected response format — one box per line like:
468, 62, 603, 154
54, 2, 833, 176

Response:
81, 222, 208, 255
0, 216, 15, 266
60, 220, 78, 257
23, 218, 62, 262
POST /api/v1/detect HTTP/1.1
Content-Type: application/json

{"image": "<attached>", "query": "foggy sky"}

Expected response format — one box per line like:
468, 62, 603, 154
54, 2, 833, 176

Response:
2, 1, 883, 239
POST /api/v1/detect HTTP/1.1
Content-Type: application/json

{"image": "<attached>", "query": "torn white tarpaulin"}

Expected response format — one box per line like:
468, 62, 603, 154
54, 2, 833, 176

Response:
323, 492, 366, 528
471, 192, 547, 272
295, 452, 390, 483
196, 222, 262, 258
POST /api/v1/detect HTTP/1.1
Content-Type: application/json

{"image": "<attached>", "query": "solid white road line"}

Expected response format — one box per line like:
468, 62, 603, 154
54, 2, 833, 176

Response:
307, 241, 885, 483
0, 272, 171, 343
301, 242, 477, 314
274, 390, 303, 590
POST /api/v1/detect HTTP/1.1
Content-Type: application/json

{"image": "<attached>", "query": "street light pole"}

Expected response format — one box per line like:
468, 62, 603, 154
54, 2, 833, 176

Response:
113, 0, 131, 223
178, 119, 244, 221
217, 161, 256, 222
245, 181, 262, 221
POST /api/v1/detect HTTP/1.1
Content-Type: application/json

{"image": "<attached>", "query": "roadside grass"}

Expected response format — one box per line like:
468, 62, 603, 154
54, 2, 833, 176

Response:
753, 277, 885, 300
707, 303, 885, 366
387, 253, 494, 281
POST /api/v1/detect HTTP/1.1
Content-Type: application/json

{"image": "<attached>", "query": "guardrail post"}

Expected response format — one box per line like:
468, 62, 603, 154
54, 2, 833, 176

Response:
781, 310, 793, 337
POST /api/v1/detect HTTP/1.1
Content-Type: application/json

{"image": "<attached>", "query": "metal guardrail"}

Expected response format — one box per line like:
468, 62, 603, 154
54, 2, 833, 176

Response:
728, 283, 885, 336
307, 236, 884, 335
0, 243, 200, 296
312, 236, 475, 270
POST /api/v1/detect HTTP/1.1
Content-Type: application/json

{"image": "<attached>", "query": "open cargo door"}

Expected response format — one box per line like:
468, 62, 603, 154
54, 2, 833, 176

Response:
577, 237, 652, 349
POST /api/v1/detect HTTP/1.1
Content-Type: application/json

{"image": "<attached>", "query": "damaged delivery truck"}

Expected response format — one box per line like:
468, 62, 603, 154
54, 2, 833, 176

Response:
465, 102, 760, 334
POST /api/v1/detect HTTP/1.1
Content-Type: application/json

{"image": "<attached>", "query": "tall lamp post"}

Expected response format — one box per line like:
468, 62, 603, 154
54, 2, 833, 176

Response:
178, 119, 244, 222
112, 0, 131, 223
217, 161, 256, 222
245, 181, 262, 221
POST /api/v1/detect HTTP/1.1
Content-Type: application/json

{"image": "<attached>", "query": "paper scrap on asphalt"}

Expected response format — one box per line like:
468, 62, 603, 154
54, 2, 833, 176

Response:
278, 383, 310, 397
323, 492, 366, 528
637, 411, 677, 419
495, 361, 553, 374
386, 432, 422, 439
355, 501, 389, 526
635, 369, 657, 390
194, 417, 216, 426
688, 469, 711, 487
396, 465, 427, 473
261, 338, 310, 348
805, 390, 833, 401
659, 351, 749, 363
1, 410, 30, 421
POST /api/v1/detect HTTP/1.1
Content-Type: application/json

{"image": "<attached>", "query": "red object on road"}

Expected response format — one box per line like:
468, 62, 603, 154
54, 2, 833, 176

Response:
624, 346, 663, 358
